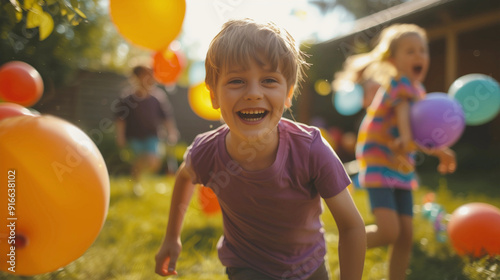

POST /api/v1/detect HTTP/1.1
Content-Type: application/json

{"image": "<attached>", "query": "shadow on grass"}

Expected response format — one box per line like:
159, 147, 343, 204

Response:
409, 244, 466, 280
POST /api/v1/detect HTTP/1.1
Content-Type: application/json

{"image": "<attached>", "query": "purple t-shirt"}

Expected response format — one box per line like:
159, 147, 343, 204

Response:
184, 118, 351, 280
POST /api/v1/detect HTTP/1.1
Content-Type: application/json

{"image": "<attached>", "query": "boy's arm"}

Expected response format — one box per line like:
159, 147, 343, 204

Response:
155, 162, 196, 276
324, 188, 366, 280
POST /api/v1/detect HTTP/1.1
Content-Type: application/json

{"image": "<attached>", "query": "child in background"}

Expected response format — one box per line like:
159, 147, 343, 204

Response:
155, 19, 366, 280
334, 24, 457, 279
115, 66, 180, 195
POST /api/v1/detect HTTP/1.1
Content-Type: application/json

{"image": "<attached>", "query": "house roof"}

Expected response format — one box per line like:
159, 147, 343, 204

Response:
317, 0, 456, 45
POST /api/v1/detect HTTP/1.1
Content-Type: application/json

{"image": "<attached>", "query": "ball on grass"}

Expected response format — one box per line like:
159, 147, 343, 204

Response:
447, 202, 500, 257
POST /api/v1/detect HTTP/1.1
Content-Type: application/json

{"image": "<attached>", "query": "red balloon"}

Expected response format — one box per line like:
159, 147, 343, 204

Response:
152, 46, 185, 85
447, 202, 500, 257
0, 102, 35, 121
0, 61, 44, 107
198, 186, 220, 215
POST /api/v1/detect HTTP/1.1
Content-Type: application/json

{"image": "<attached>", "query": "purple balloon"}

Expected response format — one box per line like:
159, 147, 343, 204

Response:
410, 93, 465, 148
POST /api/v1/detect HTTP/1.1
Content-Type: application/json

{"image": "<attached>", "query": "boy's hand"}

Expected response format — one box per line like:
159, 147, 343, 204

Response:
155, 240, 182, 276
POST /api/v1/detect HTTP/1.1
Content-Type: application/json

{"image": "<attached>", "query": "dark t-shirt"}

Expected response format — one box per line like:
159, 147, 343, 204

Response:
115, 87, 172, 140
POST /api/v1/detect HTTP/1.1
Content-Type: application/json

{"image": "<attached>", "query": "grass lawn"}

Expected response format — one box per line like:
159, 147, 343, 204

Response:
1, 174, 499, 279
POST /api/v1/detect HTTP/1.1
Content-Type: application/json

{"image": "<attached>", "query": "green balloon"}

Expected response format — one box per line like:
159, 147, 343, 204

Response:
448, 74, 500, 125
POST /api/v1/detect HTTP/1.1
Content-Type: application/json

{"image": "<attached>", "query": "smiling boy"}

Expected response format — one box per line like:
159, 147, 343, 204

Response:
155, 18, 366, 280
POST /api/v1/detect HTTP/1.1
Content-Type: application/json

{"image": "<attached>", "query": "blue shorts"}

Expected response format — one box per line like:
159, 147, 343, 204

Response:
128, 137, 160, 156
367, 188, 413, 217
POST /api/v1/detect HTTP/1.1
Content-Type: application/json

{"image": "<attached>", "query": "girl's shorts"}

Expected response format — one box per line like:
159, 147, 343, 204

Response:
367, 187, 413, 216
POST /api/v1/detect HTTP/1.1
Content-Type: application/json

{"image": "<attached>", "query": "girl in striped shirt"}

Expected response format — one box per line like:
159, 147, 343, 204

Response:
334, 24, 456, 280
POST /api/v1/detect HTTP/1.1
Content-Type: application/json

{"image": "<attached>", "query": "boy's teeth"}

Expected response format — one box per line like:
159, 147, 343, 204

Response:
240, 110, 264, 115
237, 110, 267, 121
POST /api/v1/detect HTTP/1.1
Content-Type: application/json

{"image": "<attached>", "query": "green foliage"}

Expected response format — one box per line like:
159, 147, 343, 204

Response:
0, 0, 150, 88
463, 256, 500, 280
1, 0, 86, 41
1, 0, 96, 85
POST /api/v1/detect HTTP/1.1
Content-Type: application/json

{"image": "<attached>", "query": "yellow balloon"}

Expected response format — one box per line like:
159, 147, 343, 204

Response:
110, 0, 186, 51
188, 82, 220, 121
314, 79, 331, 96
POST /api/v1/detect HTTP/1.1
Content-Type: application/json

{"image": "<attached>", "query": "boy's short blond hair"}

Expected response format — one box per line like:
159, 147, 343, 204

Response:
205, 18, 308, 97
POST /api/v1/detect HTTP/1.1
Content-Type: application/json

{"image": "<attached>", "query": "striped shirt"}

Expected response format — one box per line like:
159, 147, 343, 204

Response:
356, 76, 425, 189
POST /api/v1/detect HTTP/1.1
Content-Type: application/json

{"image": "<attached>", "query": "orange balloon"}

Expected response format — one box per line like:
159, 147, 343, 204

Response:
153, 46, 185, 85
0, 115, 110, 275
198, 186, 221, 215
109, 0, 186, 51
0, 61, 43, 107
0, 102, 35, 121
188, 82, 221, 121
447, 202, 500, 257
